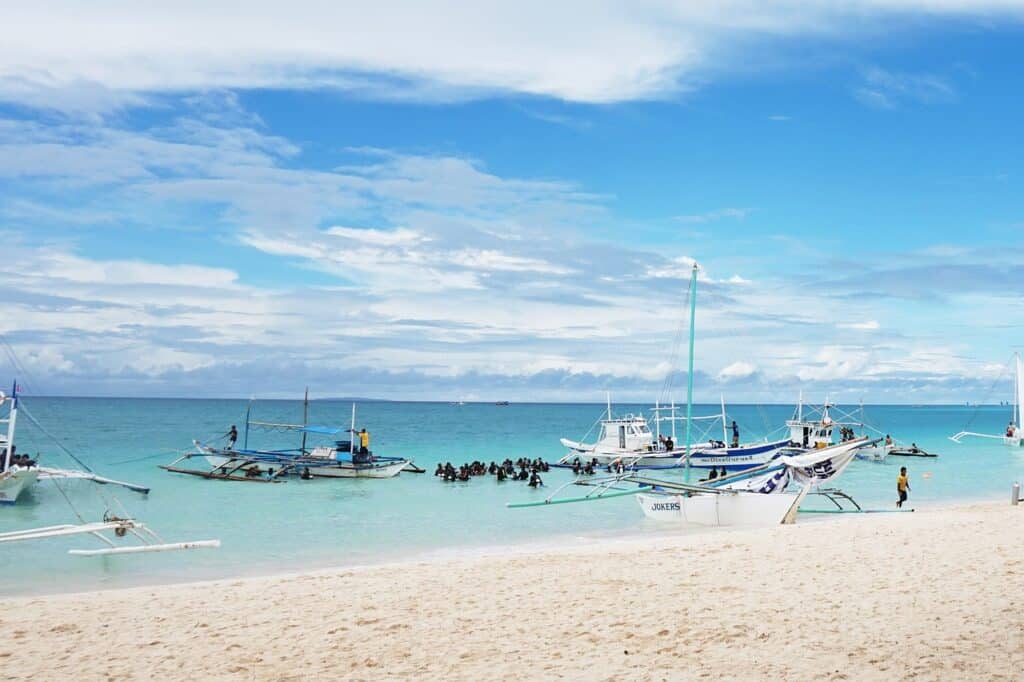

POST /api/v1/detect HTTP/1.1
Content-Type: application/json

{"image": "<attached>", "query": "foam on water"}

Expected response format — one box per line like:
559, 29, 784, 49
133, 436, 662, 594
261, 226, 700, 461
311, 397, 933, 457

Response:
1, 398, 1021, 595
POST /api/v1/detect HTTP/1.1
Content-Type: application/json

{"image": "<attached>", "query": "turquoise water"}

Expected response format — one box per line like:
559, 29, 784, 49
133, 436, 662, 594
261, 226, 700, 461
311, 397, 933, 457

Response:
2, 398, 1022, 596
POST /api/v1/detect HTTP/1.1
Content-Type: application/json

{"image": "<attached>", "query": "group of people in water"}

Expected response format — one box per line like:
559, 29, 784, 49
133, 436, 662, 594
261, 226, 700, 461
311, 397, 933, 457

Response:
435, 458, 549, 487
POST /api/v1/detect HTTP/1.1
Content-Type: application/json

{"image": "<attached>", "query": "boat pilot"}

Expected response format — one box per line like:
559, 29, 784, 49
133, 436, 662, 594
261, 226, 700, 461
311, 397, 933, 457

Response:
227, 425, 238, 449
358, 428, 370, 454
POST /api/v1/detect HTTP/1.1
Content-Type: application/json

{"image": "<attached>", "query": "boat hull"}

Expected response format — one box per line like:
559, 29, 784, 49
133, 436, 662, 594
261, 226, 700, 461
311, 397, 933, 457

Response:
0, 468, 39, 505
560, 439, 789, 471
201, 451, 410, 479
636, 490, 799, 526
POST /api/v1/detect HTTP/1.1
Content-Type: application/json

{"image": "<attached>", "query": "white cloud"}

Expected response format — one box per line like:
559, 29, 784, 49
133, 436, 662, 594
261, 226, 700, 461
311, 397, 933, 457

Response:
838, 320, 881, 331
718, 361, 758, 381
675, 208, 751, 224
3, 2, 1024, 110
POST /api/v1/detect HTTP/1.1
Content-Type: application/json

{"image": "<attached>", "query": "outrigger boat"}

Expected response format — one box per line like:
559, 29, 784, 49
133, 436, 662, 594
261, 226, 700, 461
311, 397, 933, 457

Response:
950, 352, 1023, 447
513, 264, 879, 527
782, 396, 896, 461
559, 396, 789, 472
1, 381, 150, 505
162, 399, 415, 481
0, 380, 217, 555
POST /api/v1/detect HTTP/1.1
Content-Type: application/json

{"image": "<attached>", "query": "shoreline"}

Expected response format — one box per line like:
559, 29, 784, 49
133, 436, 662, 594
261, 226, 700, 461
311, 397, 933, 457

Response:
3, 500, 1021, 679
1, 492, 1010, 600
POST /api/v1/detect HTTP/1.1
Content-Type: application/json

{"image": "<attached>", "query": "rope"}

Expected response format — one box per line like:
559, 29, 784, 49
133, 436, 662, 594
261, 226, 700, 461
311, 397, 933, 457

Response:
19, 403, 95, 473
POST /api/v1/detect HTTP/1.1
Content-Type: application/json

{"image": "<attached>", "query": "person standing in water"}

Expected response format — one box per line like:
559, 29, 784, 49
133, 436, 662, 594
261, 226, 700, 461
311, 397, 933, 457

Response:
896, 467, 910, 508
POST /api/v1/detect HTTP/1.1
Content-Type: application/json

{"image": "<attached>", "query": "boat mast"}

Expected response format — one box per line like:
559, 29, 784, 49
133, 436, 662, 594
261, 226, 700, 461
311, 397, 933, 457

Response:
606, 392, 611, 421
301, 387, 309, 455
3, 380, 17, 472
720, 394, 727, 445
243, 399, 252, 450
684, 263, 698, 483
350, 402, 356, 456
1014, 352, 1021, 428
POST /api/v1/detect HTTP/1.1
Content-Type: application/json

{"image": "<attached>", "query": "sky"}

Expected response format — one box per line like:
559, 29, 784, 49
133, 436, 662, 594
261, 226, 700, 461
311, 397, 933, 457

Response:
1, 1, 1023, 403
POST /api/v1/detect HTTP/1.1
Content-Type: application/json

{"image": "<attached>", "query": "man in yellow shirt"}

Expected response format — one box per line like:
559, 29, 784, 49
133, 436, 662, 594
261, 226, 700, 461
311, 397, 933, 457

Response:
896, 466, 910, 508
358, 428, 370, 454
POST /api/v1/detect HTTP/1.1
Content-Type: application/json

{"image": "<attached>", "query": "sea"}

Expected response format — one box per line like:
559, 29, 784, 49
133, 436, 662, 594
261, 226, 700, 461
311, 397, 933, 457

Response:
1, 398, 1022, 596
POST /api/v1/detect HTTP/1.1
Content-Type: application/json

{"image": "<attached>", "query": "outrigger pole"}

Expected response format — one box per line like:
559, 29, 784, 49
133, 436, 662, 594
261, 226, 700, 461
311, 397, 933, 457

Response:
684, 262, 698, 484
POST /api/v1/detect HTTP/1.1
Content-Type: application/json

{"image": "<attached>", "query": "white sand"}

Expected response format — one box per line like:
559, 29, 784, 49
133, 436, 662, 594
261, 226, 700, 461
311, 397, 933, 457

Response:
2, 502, 1023, 680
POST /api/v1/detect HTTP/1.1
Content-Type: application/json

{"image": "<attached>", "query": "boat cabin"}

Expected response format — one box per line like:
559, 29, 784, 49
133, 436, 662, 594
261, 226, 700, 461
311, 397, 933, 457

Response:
786, 411, 835, 449
596, 415, 654, 452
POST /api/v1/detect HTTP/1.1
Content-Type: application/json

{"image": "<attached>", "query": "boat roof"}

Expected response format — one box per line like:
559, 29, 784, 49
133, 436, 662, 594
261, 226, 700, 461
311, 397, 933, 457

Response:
248, 421, 347, 435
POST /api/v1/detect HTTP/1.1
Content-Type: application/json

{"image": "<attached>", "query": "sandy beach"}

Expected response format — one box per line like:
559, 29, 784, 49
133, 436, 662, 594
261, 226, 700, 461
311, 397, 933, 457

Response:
2, 502, 1022, 680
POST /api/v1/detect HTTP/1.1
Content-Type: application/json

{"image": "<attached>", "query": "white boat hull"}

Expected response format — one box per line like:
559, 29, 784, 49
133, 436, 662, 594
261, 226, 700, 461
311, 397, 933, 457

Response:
636, 490, 800, 526
0, 468, 39, 505
561, 439, 788, 470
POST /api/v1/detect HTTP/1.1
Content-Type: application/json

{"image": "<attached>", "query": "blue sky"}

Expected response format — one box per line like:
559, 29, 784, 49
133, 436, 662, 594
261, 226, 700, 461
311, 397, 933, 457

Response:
1, 2, 1022, 402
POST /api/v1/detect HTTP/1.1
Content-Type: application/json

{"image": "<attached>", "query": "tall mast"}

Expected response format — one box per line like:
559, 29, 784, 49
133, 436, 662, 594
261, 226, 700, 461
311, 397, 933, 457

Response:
301, 387, 309, 454
243, 400, 252, 449
1015, 352, 1021, 427
684, 263, 698, 483
720, 394, 727, 445
3, 381, 17, 472
350, 403, 356, 456
606, 392, 611, 421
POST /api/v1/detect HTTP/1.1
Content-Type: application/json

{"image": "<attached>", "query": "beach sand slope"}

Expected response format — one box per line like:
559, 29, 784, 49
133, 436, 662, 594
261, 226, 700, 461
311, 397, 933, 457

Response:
1, 502, 1022, 680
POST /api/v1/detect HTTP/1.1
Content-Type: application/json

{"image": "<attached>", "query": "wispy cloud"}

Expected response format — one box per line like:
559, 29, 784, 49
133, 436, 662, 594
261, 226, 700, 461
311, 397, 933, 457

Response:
675, 208, 752, 224
853, 66, 956, 109
2, 2, 1023, 112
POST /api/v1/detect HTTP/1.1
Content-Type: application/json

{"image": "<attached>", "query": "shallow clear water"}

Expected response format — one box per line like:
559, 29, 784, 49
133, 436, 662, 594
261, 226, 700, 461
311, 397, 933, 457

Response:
1, 398, 1022, 595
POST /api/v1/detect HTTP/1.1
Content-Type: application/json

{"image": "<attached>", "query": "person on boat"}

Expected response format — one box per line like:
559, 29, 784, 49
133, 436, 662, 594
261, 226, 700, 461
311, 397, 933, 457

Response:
909, 442, 920, 454
885, 434, 893, 447
896, 467, 910, 508
245, 466, 261, 478
731, 421, 739, 448
227, 425, 238, 449
357, 428, 370, 454
1008, 422, 1018, 437
664, 436, 674, 451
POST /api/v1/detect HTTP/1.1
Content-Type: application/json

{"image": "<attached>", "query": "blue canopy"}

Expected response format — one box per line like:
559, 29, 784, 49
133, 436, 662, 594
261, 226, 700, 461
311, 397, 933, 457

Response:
300, 425, 346, 435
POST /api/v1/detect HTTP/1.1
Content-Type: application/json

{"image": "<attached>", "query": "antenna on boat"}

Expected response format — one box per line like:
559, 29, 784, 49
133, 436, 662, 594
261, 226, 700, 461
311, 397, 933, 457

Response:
684, 262, 698, 484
